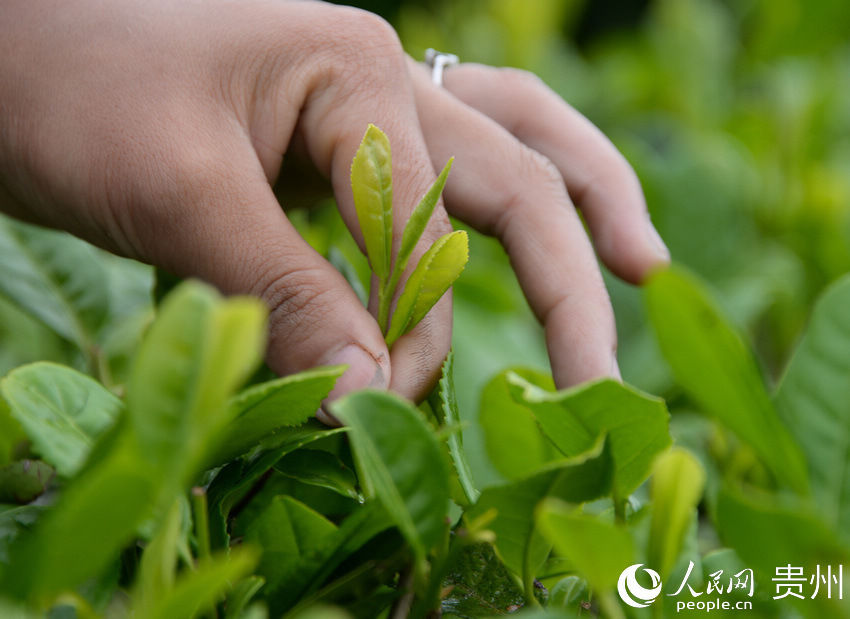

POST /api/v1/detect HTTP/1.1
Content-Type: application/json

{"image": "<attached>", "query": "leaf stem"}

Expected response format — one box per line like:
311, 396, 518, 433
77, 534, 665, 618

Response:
192, 486, 211, 563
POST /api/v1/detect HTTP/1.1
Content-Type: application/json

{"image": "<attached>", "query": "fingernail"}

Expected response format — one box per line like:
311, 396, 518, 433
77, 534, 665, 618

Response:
316, 344, 387, 425
647, 223, 670, 261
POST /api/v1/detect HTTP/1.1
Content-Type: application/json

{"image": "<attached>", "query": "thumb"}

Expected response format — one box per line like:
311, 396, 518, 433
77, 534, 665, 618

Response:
136, 150, 390, 409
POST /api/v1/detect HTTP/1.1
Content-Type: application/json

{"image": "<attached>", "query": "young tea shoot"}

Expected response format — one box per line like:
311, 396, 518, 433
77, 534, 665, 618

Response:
350, 124, 467, 347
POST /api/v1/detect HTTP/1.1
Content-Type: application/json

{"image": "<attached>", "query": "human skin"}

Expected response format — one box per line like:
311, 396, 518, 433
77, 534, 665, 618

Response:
0, 0, 669, 414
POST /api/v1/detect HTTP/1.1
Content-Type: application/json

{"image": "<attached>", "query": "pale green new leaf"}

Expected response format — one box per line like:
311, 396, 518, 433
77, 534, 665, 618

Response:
0, 216, 110, 353
648, 448, 705, 578
479, 368, 557, 480
386, 230, 468, 346
350, 124, 393, 279
211, 365, 345, 464
507, 374, 670, 501
388, 158, 454, 293
331, 390, 450, 561
0, 362, 122, 477
536, 498, 634, 592
645, 266, 808, 493
125, 282, 266, 485
774, 274, 850, 534
0, 282, 266, 600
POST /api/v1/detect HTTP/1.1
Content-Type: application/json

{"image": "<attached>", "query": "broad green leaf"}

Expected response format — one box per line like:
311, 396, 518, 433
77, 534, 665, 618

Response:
350, 124, 393, 279
275, 449, 361, 501
140, 548, 259, 619
331, 390, 450, 561
0, 362, 122, 477
238, 497, 389, 614
0, 461, 53, 504
212, 366, 346, 464
386, 230, 469, 346
774, 274, 850, 533
479, 368, 557, 480
133, 500, 183, 615
536, 498, 634, 592
645, 266, 808, 492
242, 496, 337, 593
465, 436, 612, 586
507, 374, 670, 501
386, 158, 454, 295
206, 423, 347, 549
648, 448, 705, 578
428, 351, 479, 505
0, 216, 110, 354
2, 282, 266, 600
125, 282, 266, 487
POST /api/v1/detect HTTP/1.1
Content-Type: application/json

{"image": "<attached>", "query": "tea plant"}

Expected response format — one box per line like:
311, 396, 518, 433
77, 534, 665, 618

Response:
0, 122, 849, 618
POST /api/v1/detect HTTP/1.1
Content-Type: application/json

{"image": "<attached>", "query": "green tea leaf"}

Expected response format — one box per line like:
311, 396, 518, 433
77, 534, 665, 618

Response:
275, 449, 361, 501
212, 366, 345, 464
206, 423, 347, 550
140, 548, 259, 619
350, 124, 393, 280
125, 282, 266, 486
774, 274, 850, 533
440, 543, 526, 617
386, 230, 469, 347
465, 436, 612, 586
2, 447, 158, 599
331, 390, 450, 561
0, 461, 54, 504
428, 350, 479, 505
133, 499, 183, 615
0, 216, 110, 354
2, 282, 266, 600
507, 374, 670, 501
645, 266, 808, 492
479, 368, 557, 480
386, 158, 454, 298
648, 448, 705, 578
0, 362, 122, 477
536, 498, 635, 592
242, 496, 337, 594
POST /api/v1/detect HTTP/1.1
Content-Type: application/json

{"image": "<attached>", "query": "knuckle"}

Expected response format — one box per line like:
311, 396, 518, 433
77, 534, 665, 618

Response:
497, 67, 546, 96
257, 264, 341, 347
319, 7, 407, 85
495, 146, 565, 237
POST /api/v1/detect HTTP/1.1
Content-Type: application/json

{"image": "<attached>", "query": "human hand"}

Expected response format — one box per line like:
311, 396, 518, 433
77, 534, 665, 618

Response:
0, 0, 667, 413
